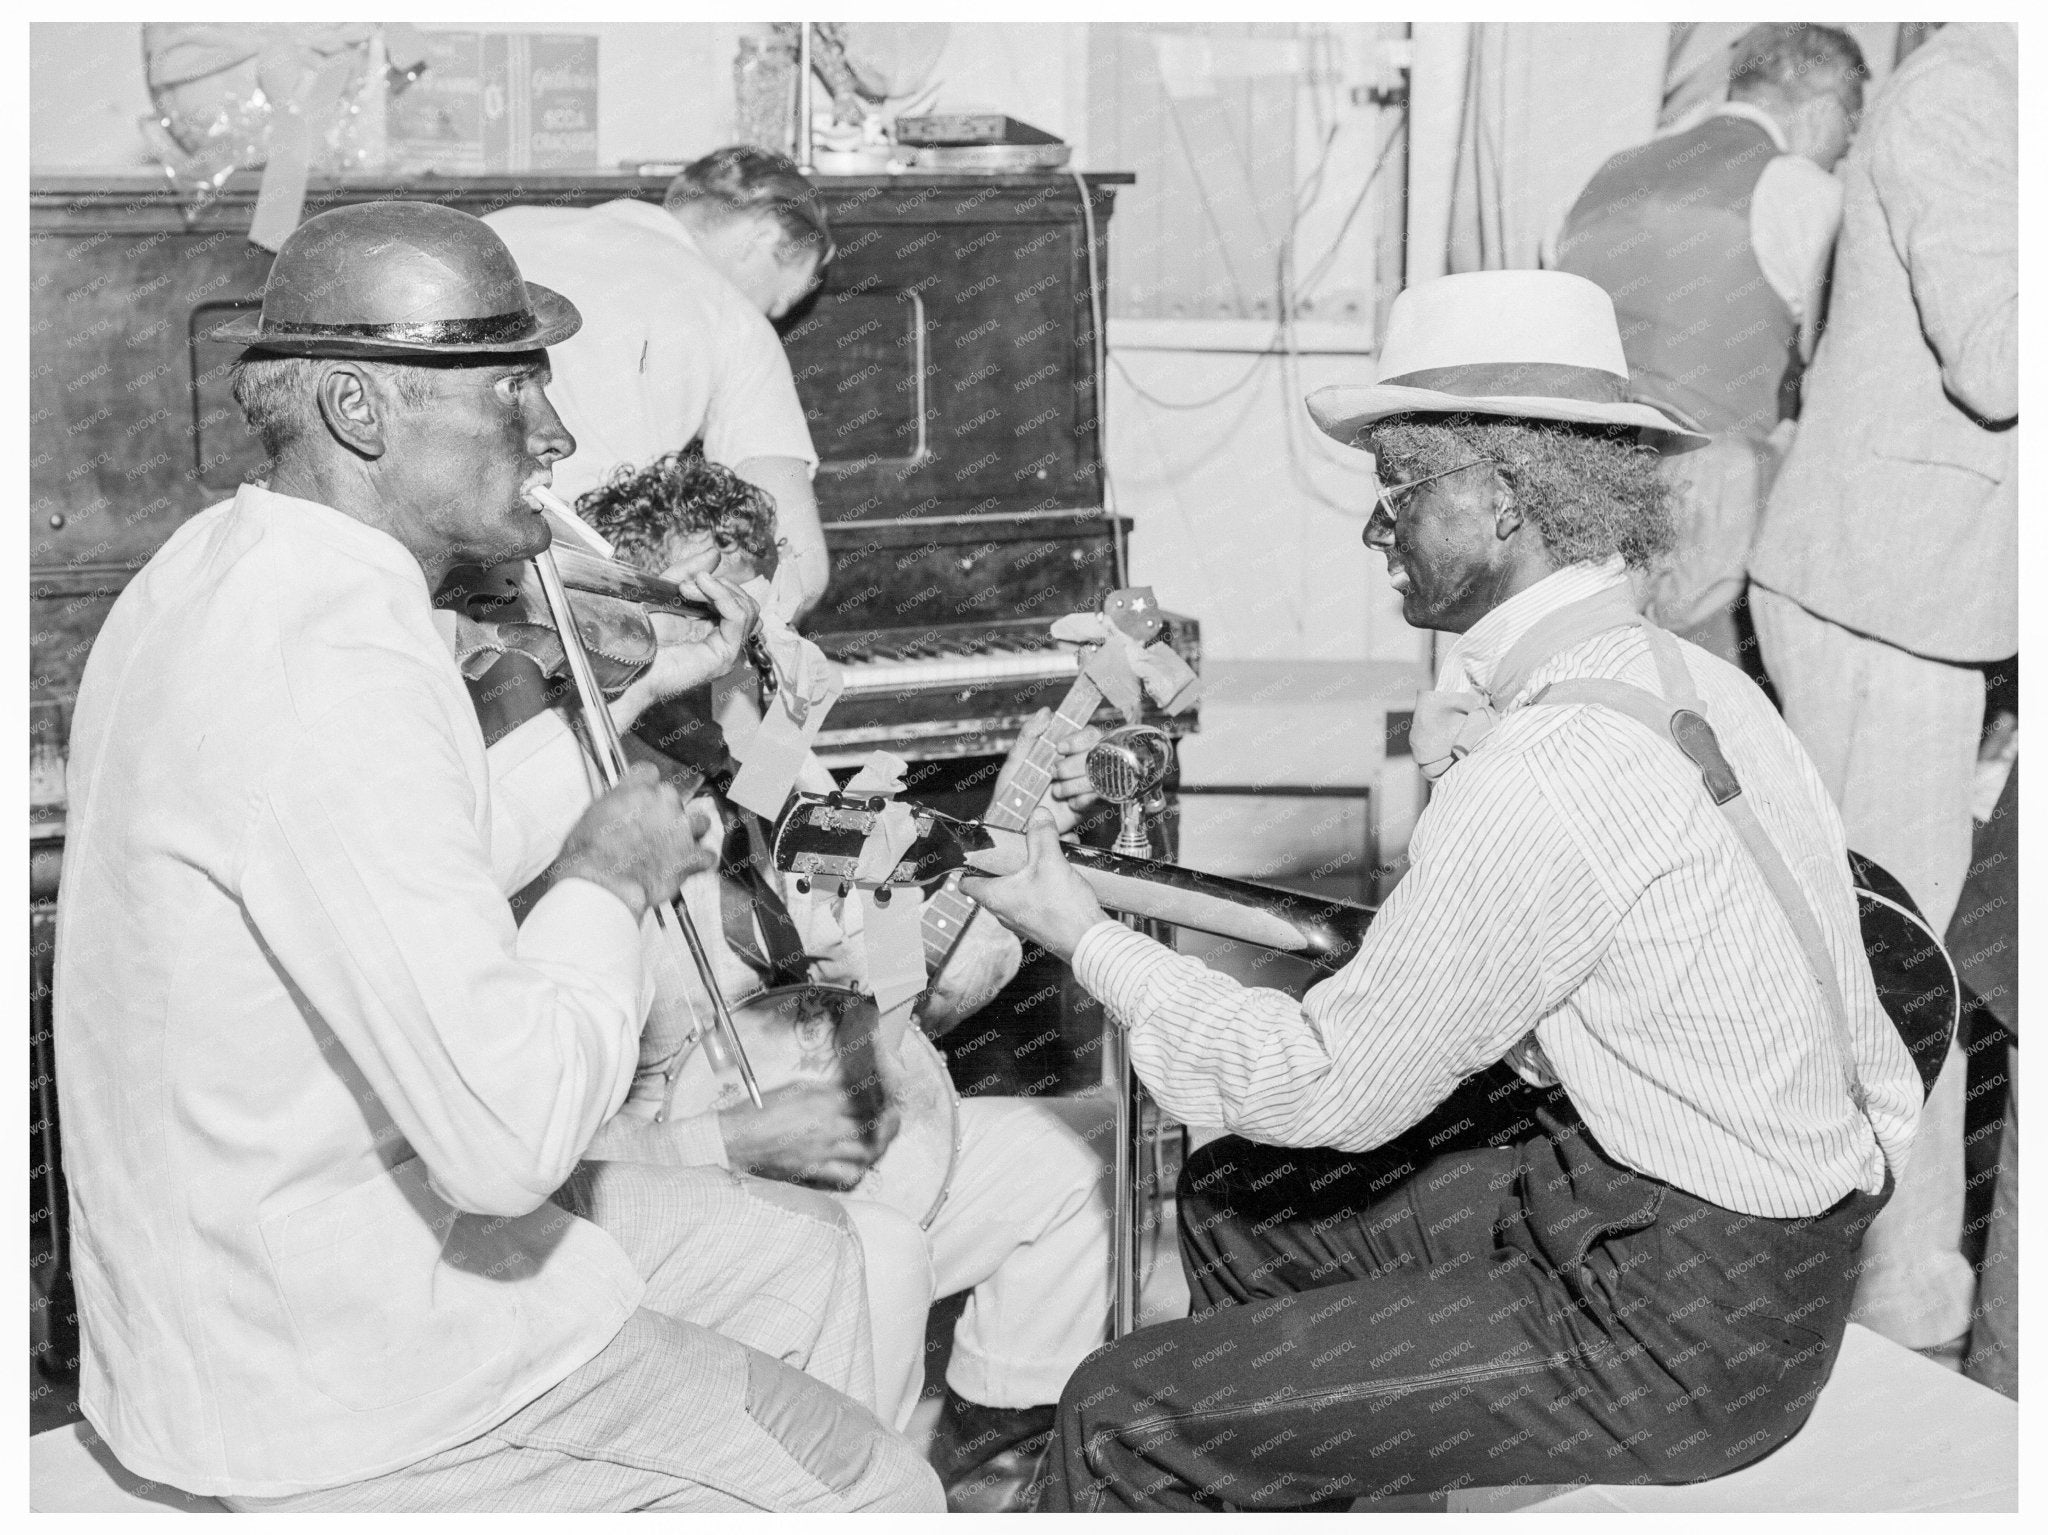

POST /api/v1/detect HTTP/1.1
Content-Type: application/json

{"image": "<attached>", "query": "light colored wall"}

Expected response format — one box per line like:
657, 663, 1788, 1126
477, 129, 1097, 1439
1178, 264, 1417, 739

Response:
31, 23, 154, 170
1110, 344, 1416, 664
29, 22, 1089, 172
31, 22, 751, 171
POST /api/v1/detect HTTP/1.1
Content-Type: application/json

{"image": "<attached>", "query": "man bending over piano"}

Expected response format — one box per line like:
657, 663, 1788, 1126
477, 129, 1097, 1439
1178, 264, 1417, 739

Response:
964, 271, 1926, 1510
509, 448, 1124, 1513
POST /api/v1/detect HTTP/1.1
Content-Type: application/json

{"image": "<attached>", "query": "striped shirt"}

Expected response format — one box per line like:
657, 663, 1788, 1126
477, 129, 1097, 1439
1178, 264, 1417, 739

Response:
1074, 560, 1921, 1218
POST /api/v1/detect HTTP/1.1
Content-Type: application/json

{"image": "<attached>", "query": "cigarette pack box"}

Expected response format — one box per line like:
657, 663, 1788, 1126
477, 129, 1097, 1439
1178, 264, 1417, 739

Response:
388, 31, 598, 175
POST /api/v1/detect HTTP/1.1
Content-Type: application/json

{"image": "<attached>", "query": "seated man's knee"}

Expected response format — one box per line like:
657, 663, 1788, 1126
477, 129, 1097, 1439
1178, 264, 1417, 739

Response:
840, 1198, 935, 1306
737, 1177, 864, 1279
1055, 1335, 1139, 1438
739, 1174, 854, 1236
743, 1348, 941, 1510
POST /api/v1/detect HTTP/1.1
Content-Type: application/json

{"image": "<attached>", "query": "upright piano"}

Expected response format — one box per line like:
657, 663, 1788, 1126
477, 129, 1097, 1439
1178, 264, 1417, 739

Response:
31, 170, 1199, 771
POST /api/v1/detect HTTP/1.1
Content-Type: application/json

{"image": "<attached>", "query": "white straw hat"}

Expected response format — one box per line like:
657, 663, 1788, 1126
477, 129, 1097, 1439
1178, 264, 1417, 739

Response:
1305, 270, 1708, 452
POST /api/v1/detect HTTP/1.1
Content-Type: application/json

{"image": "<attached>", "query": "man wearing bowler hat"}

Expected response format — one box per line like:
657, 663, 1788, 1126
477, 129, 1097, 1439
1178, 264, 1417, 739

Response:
964, 270, 1926, 1509
55, 201, 941, 1511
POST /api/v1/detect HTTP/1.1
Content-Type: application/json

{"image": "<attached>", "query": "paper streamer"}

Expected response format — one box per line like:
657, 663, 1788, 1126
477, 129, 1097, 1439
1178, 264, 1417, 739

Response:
1082, 638, 1146, 722
860, 889, 929, 1020
247, 49, 358, 252
852, 799, 919, 886
1136, 640, 1201, 714
843, 748, 928, 1047
1051, 610, 1204, 719
728, 636, 843, 818
845, 751, 910, 797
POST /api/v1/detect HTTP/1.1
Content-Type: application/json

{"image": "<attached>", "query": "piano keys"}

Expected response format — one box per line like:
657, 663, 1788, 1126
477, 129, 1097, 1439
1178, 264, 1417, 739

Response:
816, 614, 1199, 767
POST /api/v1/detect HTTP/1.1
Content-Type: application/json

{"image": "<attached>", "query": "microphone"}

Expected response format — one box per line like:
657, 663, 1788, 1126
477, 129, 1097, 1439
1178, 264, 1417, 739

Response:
1085, 724, 1173, 857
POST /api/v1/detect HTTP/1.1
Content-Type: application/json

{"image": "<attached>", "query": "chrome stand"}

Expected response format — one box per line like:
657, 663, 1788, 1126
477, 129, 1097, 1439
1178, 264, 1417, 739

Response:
1088, 725, 1174, 1339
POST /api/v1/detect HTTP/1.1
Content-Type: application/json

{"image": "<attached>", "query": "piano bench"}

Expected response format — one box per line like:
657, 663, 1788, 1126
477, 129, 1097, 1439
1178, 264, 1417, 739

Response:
30, 1423, 226, 1512
1443, 1324, 2017, 1513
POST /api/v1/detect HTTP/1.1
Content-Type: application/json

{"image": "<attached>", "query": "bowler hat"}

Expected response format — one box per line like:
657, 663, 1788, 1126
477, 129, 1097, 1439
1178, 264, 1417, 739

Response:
1305, 270, 1707, 452
209, 200, 580, 358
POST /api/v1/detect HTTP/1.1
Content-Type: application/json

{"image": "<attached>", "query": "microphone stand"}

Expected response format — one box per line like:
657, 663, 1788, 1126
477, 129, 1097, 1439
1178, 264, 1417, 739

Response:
1088, 726, 1174, 1339
529, 541, 765, 1109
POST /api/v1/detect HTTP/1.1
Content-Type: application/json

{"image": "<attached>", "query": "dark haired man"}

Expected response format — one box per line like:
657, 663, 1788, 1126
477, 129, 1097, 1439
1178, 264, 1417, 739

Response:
56, 201, 938, 1512
576, 441, 784, 582
1552, 23, 1866, 664
488, 147, 833, 616
966, 270, 1923, 1509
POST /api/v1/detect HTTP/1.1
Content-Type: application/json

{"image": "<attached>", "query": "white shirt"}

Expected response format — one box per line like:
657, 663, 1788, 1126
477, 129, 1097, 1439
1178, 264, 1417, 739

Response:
1072, 560, 1921, 1220
56, 485, 651, 1494
1713, 100, 1845, 353
488, 199, 818, 503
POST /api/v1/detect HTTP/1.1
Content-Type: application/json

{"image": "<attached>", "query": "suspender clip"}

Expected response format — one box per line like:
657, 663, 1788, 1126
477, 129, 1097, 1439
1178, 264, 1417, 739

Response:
1669, 709, 1742, 806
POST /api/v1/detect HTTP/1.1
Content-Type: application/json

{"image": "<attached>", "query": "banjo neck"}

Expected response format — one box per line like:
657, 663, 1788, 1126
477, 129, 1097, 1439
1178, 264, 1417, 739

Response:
918, 668, 1109, 974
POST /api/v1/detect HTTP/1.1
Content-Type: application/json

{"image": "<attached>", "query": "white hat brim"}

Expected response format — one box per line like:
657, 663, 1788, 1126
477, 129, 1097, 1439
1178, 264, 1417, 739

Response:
1306, 383, 1709, 453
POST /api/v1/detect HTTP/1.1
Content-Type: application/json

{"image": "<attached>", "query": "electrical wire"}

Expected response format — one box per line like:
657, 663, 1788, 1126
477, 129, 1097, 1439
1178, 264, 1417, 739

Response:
1273, 103, 1408, 516
1297, 113, 1406, 299
1109, 345, 1274, 411
1069, 166, 1114, 519
1091, 30, 1411, 542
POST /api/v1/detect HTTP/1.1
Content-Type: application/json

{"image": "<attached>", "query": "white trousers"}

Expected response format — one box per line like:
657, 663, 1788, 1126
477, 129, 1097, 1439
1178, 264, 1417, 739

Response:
843, 1094, 1115, 1427
1751, 586, 1984, 1349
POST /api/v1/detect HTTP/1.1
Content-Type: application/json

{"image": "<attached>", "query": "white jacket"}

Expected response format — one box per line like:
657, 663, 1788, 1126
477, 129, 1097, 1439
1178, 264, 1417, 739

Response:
57, 485, 649, 1495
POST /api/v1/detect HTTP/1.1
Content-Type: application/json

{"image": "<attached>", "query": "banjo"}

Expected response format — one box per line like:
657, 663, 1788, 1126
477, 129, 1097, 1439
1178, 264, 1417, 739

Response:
664, 588, 1182, 1229
662, 982, 964, 1229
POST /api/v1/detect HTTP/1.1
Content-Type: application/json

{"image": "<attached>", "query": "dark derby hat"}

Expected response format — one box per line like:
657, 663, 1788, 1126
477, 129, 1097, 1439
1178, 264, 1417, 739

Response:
208, 200, 580, 358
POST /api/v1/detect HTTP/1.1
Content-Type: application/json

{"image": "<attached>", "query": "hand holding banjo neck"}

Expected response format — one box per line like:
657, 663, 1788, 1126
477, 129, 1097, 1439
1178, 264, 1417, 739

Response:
776, 792, 1375, 974
774, 791, 1964, 1089
918, 587, 1200, 979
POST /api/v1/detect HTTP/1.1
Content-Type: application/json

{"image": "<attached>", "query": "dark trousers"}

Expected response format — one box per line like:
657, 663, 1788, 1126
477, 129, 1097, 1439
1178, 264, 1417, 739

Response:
1035, 1069, 1888, 1511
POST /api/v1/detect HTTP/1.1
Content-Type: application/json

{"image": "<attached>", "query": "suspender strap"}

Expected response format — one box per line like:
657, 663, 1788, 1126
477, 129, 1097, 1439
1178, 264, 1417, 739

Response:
1532, 648, 1868, 1113
1486, 588, 1645, 707
715, 797, 812, 988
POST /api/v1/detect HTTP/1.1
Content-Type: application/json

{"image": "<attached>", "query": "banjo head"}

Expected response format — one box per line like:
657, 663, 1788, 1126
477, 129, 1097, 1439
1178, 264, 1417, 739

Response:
711, 983, 962, 1229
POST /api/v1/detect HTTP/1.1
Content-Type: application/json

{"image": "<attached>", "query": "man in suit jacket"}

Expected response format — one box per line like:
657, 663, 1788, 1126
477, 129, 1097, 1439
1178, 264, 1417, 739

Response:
1747, 21, 2017, 1358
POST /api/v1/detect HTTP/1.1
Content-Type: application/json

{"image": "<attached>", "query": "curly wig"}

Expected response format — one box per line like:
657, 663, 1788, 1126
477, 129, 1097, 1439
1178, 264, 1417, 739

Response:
1368, 413, 1675, 570
574, 441, 782, 578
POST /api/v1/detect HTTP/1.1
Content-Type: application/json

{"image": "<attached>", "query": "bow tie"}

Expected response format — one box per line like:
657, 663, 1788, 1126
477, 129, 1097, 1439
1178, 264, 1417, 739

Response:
1407, 587, 1648, 782
1411, 688, 1500, 782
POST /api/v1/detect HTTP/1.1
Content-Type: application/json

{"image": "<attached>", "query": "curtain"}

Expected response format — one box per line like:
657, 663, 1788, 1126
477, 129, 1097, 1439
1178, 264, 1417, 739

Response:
1440, 22, 1666, 275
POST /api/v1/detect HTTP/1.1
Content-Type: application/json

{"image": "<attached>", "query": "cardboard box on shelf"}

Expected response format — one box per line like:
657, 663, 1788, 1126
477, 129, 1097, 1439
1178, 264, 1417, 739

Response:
388, 31, 598, 175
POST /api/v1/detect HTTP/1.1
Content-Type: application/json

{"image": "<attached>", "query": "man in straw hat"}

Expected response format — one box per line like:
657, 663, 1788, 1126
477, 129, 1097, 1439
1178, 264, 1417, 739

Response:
55, 200, 940, 1511
965, 270, 1926, 1509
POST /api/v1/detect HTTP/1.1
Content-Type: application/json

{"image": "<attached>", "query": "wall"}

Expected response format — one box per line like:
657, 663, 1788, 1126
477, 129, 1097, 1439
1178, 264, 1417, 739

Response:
29, 22, 1087, 173
1109, 341, 1415, 665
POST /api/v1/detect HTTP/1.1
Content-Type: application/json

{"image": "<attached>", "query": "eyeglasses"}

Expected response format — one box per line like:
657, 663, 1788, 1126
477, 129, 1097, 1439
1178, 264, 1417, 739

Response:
1364, 459, 1490, 539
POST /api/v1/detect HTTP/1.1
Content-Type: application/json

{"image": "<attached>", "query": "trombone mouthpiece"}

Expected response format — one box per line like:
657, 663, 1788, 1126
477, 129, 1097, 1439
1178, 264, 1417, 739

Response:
526, 483, 573, 517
